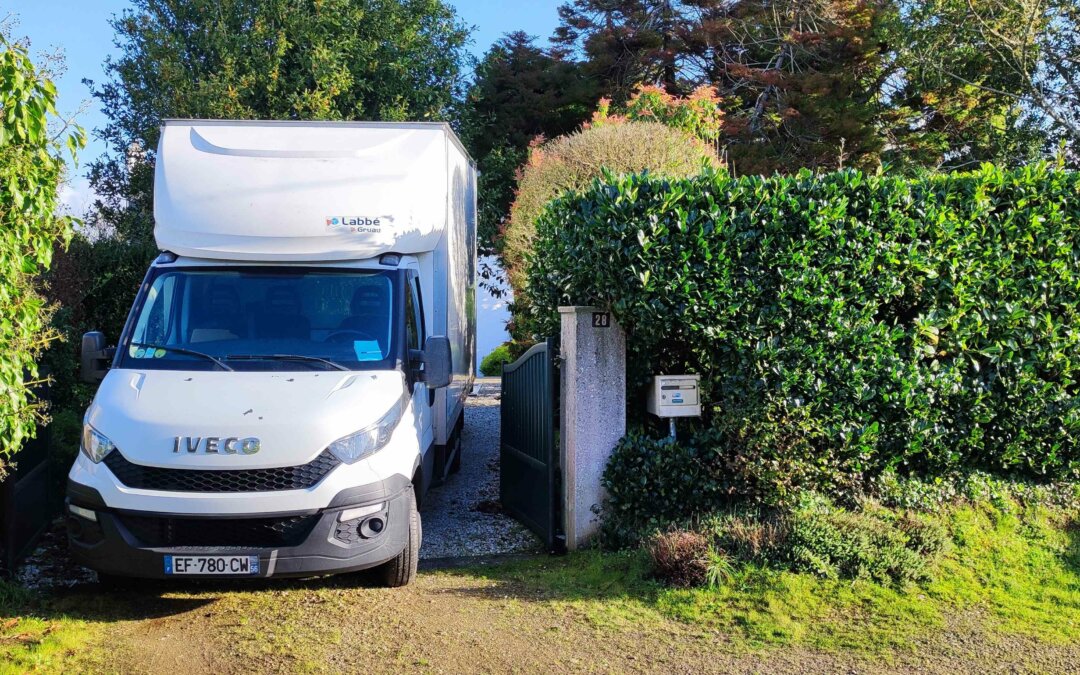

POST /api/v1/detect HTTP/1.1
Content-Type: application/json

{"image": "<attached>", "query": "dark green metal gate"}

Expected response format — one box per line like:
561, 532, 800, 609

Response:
500, 340, 560, 549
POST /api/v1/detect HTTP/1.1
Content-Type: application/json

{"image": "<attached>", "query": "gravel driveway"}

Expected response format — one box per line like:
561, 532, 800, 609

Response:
419, 386, 542, 560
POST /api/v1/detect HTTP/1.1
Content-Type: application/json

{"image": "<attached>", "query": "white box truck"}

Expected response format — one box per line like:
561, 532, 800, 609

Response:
67, 120, 477, 586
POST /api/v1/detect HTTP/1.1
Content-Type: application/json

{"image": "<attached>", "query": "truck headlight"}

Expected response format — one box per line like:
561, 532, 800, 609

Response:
327, 397, 406, 464
81, 420, 116, 463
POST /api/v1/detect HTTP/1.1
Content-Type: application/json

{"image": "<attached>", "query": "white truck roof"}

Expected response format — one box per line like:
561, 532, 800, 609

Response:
153, 120, 473, 262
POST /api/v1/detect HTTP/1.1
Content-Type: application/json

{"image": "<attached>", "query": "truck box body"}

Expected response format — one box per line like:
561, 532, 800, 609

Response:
67, 121, 476, 583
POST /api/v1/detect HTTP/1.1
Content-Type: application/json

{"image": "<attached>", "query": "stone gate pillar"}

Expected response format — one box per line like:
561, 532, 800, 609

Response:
558, 306, 626, 550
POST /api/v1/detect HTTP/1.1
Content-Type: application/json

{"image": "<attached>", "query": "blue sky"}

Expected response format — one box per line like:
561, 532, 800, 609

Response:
5, 0, 562, 210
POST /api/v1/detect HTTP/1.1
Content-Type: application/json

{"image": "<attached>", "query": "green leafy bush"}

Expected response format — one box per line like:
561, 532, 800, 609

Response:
480, 343, 515, 376
44, 406, 82, 492
871, 468, 1080, 512
601, 431, 733, 546
530, 164, 1080, 501
0, 40, 84, 476
42, 234, 159, 453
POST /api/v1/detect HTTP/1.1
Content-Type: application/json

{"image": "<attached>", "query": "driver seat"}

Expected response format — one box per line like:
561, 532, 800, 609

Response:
338, 284, 390, 350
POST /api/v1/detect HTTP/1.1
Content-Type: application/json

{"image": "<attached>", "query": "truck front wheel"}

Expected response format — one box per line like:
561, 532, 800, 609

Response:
377, 487, 420, 587
448, 432, 462, 475
448, 415, 464, 475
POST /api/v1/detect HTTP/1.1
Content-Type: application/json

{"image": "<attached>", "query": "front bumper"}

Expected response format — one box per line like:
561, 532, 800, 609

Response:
66, 477, 412, 579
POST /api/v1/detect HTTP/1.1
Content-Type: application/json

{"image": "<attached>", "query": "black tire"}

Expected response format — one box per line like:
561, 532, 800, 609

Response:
378, 488, 420, 587
448, 433, 462, 475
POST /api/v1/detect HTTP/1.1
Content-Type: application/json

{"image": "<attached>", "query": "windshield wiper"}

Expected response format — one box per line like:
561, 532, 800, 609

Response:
130, 342, 234, 371
224, 354, 350, 371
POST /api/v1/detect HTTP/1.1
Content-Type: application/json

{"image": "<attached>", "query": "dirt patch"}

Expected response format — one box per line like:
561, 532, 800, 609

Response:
23, 569, 1077, 674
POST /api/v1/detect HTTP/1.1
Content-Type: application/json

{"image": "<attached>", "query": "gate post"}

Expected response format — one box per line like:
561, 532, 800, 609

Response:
558, 306, 626, 550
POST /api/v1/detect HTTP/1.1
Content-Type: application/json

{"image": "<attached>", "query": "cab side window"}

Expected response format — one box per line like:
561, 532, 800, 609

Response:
412, 278, 425, 344
132, 274, 178, 345
405, 274, 421, 351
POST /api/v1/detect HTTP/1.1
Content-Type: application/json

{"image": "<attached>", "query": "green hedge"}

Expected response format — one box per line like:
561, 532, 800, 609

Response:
528, 164, 1080, 500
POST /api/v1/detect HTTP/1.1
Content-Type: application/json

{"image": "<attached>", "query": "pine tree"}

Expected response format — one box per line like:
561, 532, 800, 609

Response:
888, 0, 1064, 170
707, 0, 893, 174
554, 0, 685, 103
556, 0, 894, 173
460, 32, 598, 256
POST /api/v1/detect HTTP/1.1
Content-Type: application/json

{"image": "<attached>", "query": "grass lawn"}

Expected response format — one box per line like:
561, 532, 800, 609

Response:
1, 502, 1077, 673
461, 502, 1080, 651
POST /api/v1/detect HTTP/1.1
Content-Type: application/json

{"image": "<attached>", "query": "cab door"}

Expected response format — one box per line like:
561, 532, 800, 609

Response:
405, 270, 435, 493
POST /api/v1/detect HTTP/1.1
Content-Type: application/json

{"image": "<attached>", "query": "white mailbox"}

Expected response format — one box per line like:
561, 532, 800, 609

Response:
646, 375, 701, 418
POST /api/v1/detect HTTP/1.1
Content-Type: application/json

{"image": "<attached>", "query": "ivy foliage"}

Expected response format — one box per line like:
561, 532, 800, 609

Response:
529, 164, 1080, 499
0, 39, 85, 475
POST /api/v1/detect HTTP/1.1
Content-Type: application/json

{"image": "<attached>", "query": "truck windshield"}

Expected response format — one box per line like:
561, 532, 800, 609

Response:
118, 268, 398, 372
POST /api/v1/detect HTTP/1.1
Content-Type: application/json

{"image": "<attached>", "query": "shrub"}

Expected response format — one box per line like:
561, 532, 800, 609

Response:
645, 529, 711, 588
502, 121, 720, 301
45, 407, 82, 471
644, 497, 948, 588
479, 343, 515, 376
871, 468, 1080, 512
0, 40, 85, 476
529, 164, 1080, 500
601, 431, 734, 547
41, 233, 159, 456
896, 511, 950, 558
591, 85, 725, 147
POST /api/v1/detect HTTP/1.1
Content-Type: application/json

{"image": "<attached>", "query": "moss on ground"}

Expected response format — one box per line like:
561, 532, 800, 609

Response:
458, 501, 1080, 653
0, 500, 1076, 671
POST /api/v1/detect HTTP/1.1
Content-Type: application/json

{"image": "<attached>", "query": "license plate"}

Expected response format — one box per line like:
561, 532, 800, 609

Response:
164, 555, 260, 576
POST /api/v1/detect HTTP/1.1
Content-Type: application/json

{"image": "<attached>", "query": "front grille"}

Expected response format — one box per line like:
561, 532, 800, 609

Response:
117, 514, 319, 548
103, 450, 340, 492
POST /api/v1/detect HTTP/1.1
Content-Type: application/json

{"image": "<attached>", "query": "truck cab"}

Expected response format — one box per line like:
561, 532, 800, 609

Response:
67, 121, 477, 586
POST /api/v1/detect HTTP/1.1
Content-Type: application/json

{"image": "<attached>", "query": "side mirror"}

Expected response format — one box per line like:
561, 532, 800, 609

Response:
80, 331, 113, 384
421, 336, 452, 389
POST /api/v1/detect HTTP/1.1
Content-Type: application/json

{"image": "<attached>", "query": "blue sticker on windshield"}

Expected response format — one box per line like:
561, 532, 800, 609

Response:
353, 341, 383, 361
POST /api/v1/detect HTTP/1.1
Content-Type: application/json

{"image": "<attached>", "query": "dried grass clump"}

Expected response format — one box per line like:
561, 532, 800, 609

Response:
646, 529, 711, 588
